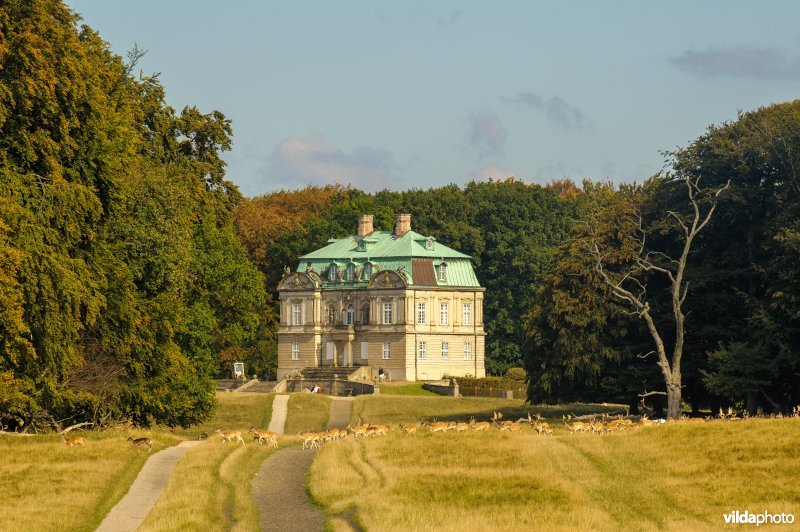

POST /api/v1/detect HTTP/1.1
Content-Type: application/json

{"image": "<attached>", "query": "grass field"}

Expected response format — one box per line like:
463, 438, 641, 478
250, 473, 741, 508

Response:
284, 393, 332, 433
310, 418, 800, 531
0, 430, 181, 532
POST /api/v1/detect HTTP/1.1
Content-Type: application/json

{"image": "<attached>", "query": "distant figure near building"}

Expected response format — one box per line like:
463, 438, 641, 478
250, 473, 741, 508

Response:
276, 213, 486, 381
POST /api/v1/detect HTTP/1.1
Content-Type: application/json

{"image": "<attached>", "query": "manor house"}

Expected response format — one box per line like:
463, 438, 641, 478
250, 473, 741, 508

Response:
276, 214, 486, 381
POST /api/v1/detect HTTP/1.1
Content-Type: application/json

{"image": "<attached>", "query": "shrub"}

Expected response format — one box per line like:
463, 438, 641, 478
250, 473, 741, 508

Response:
504, 367, 527, 382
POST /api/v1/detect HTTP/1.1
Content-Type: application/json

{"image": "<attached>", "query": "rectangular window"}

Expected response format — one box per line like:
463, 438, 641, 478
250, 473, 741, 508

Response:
440, 303, 448, 325
442, 341, 449, 360
383, 302, 393, 324
463, 303, 472, 325
382, 341, 391, 359
464, 341, 472, 360
417, 302, 426, 324
326, 342, 334, 360
292, 303, 302, 325
360, 342, 368, 360
418, 341, 427, 359
292, 341, 300, 360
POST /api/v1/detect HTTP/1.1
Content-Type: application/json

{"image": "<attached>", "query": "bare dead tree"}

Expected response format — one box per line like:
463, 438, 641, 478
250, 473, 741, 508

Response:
585, 176, 729, 419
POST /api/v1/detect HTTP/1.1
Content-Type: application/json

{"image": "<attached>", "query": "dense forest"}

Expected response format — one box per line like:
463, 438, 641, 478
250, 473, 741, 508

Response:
2, 1, 798, 430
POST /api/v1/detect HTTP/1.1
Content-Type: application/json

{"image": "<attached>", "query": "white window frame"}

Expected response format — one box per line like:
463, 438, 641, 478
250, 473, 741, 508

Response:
442, 341, 449, 360
463, 303, 472, 325
440, 303, 448, 325
383, 302, 393, 324
438, 263, 447, 281
345, 304, 354, 325
360, 342, 368, 360
363, 263, 372, 280
346, 263, 355, 281
464, 341, 472, 360
382, 341, 391, 359
292, 341, 300, 360
417, 302, 426, 325
292, 303, 302, 326
329, 263, 338, 281
418, 341, 426, 359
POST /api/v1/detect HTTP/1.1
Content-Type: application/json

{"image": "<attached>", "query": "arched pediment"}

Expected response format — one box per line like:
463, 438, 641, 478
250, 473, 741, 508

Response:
278, 272, 320, 291
367, 270, 408, 290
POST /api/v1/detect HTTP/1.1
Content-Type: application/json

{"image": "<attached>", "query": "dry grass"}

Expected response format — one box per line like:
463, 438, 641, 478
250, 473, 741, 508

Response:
0, 391, 274, 532
0, 430, 180, 532
352, 395, 624, 425
309, 418, 800, 531
284, 393, 332, 434
139, 392, 276, 531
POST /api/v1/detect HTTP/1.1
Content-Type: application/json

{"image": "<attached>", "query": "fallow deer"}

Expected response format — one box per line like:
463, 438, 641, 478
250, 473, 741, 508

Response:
128, 437, 153, 452
63, 436, 85, 447
216, 429, 245, 445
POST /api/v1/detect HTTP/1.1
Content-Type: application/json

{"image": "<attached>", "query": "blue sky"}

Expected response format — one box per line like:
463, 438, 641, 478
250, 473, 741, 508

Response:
66, 1, 800, 197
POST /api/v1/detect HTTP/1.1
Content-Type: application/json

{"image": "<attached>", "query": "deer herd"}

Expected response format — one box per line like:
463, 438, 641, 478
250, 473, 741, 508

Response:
62, 405, 796, 450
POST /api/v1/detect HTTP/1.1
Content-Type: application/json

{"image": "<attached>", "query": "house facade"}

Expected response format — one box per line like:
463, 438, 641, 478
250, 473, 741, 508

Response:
276, 213, 486, 381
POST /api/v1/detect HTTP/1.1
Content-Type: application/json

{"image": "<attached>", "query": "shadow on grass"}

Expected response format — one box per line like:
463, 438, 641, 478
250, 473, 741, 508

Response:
425, 403, 629, 423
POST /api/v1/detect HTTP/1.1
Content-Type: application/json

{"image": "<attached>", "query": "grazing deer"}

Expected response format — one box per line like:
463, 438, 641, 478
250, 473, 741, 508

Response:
127, 437, 153, 452
249, 427, 279, 448
469, 417, 490, 431
562, 415, 589, 434
216, 429, 245, 445
399, 423, 418, 435
63, 436, 85, 447
497, 420, 522, 432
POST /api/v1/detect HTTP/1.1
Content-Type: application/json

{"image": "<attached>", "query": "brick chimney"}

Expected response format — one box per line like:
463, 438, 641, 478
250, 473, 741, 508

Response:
394, 213, 411, 236
357, 214, 374, 237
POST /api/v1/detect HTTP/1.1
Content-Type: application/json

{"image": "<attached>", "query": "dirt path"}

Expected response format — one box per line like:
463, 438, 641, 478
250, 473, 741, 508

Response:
96, 440, 201, 532
268, 394, 289, 435
251, 447, 325, 531
251, 395, 355, 531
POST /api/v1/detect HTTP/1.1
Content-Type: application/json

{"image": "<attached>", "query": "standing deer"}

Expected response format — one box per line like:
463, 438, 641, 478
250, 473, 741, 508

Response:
216, 429, 245, 445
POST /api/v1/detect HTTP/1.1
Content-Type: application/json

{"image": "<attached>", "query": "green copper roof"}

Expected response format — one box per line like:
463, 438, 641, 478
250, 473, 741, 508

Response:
295, 230, 481, 288
299, 230, 471, 260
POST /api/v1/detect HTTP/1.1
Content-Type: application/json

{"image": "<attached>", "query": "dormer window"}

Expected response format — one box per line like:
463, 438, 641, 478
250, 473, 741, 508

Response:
426, 237, 435, 251
357, 240, 367, 252
328, 263, 338, 281
437, 262, 447, 282
363, 262, 373, 280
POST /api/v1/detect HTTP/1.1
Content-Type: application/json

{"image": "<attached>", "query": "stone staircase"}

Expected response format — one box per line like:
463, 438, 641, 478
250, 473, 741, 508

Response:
300, 367, 359, 381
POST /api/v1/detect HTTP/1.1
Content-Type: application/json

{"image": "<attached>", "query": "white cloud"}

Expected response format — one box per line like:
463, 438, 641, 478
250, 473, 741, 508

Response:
470, 163, 515, 181
264, 132, 401, 191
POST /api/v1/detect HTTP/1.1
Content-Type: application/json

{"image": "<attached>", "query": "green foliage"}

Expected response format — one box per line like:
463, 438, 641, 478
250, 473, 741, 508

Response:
0, 0, 266, 429
504, 367, 527, 382
457, 376, 525, 391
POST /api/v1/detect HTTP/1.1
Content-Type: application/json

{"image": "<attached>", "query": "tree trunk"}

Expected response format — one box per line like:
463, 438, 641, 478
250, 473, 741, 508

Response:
667, 381, 682, 419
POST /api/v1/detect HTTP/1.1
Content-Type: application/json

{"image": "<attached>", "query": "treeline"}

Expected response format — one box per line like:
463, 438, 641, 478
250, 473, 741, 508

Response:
525, 102, 800, 414
0, 1, 267, 429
